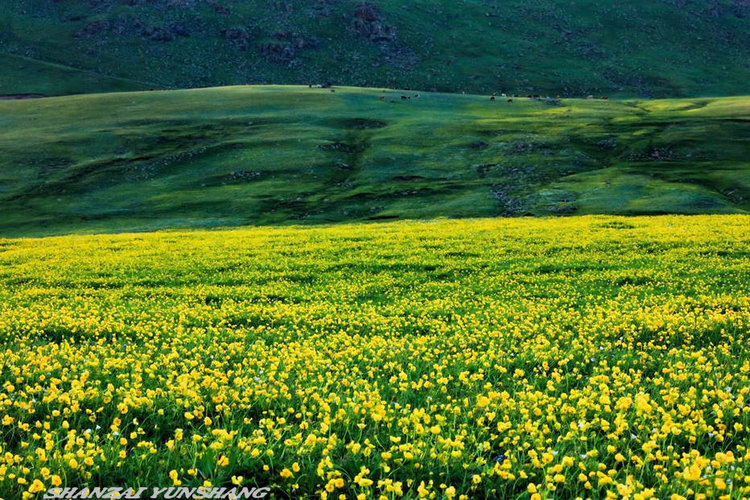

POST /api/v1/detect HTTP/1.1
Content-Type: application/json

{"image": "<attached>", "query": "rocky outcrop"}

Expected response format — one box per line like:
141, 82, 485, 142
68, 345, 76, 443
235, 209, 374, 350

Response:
221, 26, 253, 50
351, 2, 397, 43
348, 2, 417, 69
206, 0, 230, 15
73, 17, 190, 42
258, 42, 297, 64
142, 26, 175, 42
73, 17, 143, 37
258, 31, 320, 65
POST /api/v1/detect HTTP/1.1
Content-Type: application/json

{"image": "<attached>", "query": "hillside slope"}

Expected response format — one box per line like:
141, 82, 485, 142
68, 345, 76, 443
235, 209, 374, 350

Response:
0, 53, 150, 96
0, 86, 747, 236
1, 0, 749, 97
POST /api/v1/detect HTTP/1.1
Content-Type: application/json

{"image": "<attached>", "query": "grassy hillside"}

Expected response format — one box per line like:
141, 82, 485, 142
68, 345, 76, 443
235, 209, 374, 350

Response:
0, 53, 150, 96
0, 87, 750, 238
1, 0, 749, 97
0, 215, 748, 498
0, 86, 748, 236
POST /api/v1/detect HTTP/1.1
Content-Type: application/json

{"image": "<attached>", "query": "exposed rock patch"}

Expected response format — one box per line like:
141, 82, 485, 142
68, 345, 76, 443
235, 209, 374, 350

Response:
142, 26, 176, 42
73, 16, 190, 42
206, 0, 230, 15
221, 26, 253, 50
258, 31, 320, 65
352, 2, 397, 43
348, 2, 418, 69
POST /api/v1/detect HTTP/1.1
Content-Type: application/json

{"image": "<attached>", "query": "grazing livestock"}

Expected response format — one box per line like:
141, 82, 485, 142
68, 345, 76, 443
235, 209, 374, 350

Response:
490, 95, 496, 101
507, 99, 513, 103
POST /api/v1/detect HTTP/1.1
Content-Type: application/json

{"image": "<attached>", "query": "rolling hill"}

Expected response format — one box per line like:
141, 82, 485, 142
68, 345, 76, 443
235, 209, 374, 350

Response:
1, 0, 749, 98
0, 86, 747, 236
1, 4, 749, 497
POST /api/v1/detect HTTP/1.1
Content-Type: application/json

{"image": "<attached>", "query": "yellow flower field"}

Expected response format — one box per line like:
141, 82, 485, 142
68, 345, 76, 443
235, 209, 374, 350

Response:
0, 215, 748, 499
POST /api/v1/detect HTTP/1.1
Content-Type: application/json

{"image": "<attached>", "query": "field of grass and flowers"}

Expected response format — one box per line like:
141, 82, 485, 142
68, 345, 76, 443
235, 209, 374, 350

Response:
0, 215, 748, 499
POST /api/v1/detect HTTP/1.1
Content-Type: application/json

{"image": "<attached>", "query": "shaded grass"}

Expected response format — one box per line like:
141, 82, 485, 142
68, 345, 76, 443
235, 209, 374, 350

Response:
1, 0, 749, 98
0, 53, 150, 96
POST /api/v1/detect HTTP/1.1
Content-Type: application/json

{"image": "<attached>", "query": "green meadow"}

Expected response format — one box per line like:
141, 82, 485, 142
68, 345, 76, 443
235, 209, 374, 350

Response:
0, 86, 747, 237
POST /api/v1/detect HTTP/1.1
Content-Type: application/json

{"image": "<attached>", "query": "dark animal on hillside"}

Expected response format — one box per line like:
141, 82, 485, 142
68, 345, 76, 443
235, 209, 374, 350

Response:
380, 96, 385, 100
331, 89, 336, 93
401, 95, 410, 100
507, 99, 513, 103
601, 96, 609, 100
490, 95, 496, 101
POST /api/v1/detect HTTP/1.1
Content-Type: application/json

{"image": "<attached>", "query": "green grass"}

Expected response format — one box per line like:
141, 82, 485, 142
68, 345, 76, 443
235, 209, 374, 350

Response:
0, 53, 150, 96
0, 85, 748, 237
1, 0, 749, 97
